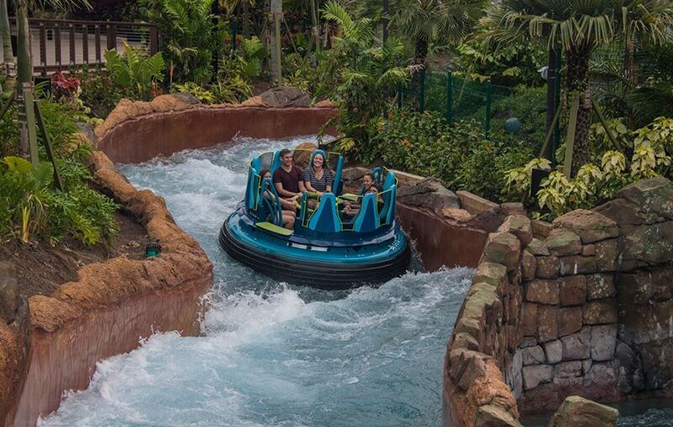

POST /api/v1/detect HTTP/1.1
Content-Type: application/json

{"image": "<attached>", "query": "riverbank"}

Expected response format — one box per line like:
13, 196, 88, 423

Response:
1, 138, 214, 426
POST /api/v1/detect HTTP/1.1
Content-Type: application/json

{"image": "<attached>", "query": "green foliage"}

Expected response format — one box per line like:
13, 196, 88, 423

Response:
466, 85, 548, 152
319, 1, 409, 150
367, 110, 533, 201
173, 82, 214, 103
77, 65, 122, 118
140, 0, 223, 85
455, 35, 547, 87
0, 156, 118, 244
482, 1, 673, 54
591, 42, 673, 128
238, 36, 266, 80
392, 0, 482, 64
210, 80, 252, 104
105, 41, 165, 101
505, 117, 673, 219
0, 94, 118, 245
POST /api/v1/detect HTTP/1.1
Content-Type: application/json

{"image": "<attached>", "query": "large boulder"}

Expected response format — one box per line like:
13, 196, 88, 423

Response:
475, 405, 524, 427
547, 396, 618, 427
340, 167, 370, 193
397, 178, 460, 212
480, 232, 521, 272
553, 210, 619, 244
613, 177, 673, 220
293, 142, 318, 169
259, 87, 311, 108
498, 215, 533, 247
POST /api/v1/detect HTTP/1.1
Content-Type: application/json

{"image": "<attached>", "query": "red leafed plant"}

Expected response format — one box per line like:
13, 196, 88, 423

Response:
51, 71, 81, 100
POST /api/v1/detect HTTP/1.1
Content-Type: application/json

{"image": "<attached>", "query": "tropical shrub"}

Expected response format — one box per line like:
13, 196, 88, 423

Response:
455, 35, 547, 87
51, 71, 80, 101
319, 1, 409, 153
0, 92, 119, 245
77, 66, 122, 118
367, 110, 533, 201
173, 82, 214, 103
505, 117, 673, 219
0, 156, 118, 244
140, 0, 223, 85
105, 42, 165, 101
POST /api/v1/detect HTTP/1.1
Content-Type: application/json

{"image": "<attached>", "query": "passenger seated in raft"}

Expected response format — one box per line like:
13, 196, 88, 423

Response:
340, 172, 376, 207
261, 169, 296, 230
272, 148, 306, 207
343, 184, 383, 218
359, 172, 375, 195
303, 150, 333, 209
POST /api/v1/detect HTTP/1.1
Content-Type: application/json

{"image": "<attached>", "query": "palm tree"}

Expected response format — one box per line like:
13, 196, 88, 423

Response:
592, 40, 673, 129
0, 0, 14, 93
393, 0, 482, 65
483, 0, 673, 176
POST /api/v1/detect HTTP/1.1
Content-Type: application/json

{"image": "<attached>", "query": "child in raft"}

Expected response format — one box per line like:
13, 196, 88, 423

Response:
260, 169, 297, 230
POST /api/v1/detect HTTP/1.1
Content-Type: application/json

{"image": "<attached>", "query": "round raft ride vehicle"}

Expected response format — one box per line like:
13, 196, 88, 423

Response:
219, 149, 411, 289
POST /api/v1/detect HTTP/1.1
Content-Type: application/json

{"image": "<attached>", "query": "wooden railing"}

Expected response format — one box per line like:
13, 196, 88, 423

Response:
8, 18, 158, 75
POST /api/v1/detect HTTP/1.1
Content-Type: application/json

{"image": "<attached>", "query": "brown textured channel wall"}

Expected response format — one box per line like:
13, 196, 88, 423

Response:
8, 146, 214, 426
94, 96, 338, 164
397, 204, 487, 269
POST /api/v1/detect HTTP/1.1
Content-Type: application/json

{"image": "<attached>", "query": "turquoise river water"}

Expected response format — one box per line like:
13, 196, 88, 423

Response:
38, 137, 673, 426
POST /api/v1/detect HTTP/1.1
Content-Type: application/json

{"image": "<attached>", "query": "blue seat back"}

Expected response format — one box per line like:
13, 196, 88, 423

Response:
333, 155, 344, 196
260, 177, 282, 226
308, 193, 341, 233
270, 150, 283, 173
379, 171, 397, 224
299, 190, 310, 227
353, 193, 381, 233
245, 165, 261, 209
382, 184, 397, 224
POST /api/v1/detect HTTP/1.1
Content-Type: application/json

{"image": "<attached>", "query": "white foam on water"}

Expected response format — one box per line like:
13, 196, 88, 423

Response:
40, 136, 476, 427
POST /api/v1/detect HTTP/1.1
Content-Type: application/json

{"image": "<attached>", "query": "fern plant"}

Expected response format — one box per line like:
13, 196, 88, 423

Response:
105, 41, 165, 101
140, 0, 223, 85
319, 1, 409, 158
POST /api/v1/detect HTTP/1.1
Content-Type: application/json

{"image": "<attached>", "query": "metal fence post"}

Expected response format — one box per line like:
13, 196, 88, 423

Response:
484, 80, 492, 139
419, 67, 426, 113
552, 49, 562, 167
446, 68, 452, 124
231, 21, 237, 51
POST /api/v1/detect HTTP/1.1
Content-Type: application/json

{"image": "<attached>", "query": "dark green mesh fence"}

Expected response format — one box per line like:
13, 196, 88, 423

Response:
396, 69, 515, 137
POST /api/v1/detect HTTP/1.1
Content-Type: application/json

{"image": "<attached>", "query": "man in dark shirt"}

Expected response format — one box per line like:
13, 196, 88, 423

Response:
273, 149, 306, 203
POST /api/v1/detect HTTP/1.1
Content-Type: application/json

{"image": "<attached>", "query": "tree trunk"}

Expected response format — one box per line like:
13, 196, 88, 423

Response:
565, 43, 592, 177
309, 0, 320, 53
16, 0, 32, 159
16, 0, 31, 89
414, 36, 427, 65
242, 0, 250, 39
0, 0, 14, 92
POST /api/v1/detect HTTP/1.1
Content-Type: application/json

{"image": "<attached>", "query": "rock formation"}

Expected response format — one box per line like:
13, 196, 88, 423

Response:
444, 177, 673, 425
547, 396, 618, 427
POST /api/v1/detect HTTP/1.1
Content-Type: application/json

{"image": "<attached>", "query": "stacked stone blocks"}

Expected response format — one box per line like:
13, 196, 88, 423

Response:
444, 177, 673, 426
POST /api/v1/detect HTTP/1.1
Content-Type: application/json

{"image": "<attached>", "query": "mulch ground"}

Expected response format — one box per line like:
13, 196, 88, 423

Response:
0, 211, 149, 299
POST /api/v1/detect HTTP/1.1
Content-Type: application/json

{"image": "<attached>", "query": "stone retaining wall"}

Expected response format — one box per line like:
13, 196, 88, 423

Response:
443, 177, 673, 426
4, 144, 214, 426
